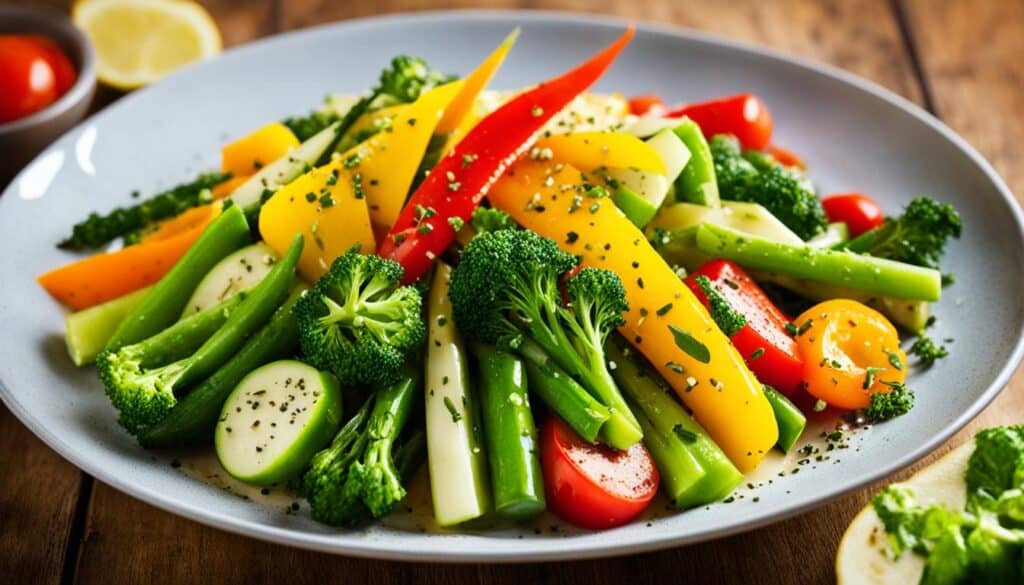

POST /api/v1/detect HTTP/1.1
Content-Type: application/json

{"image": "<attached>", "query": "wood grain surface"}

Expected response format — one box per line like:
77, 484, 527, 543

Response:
1, 1, 1021, 583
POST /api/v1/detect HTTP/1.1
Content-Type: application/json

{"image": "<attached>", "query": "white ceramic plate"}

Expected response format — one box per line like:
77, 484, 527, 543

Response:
2, 11, 1022, 562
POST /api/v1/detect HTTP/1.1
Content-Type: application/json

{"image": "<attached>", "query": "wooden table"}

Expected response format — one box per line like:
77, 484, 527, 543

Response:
2, 1, 1022, 583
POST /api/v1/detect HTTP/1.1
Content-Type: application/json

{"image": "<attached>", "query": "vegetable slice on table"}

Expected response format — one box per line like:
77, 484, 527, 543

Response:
215, 360, 343, 485
221, 122, 299, 177
103, 204, 251, 350
794, 299, 907, 410
473, 344, 545, 520
140, 288, 305, 448
65, 286, 150, 367
665, 93, 773, 150
424, 264, 491, 526
379, 26, 636, 284
489, 159, 778, 471
685, 260, 805, 395
541, 416, 658, 530
822, 193, 884, 238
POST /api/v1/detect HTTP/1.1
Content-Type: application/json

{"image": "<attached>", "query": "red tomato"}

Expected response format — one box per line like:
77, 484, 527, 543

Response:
766, 144, 806, 169
822, 193, 885, 237
0, 35, 59, 124
627, 93, 665, 116
685, 259, 804, 395
24, 35, 77, 94
540, 416, 658, 530
666, 94, 772, 150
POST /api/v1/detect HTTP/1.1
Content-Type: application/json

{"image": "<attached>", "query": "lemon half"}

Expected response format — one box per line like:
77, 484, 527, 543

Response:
73, 0, 222, 90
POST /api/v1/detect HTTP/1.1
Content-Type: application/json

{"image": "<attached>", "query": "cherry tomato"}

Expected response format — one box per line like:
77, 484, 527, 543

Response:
0, 35, 59, 124
627, 94, 665, 116
822, 193, 885, 237
794, 300, 906, 410
540, 416, 658, 530
666, 94, 772, 150
685, 260, 804, 395
24, 35, 77, 95
766, 144, 806, 169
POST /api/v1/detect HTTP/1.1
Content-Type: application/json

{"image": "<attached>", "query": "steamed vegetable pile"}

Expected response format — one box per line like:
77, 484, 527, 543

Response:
38, 27, 961, 531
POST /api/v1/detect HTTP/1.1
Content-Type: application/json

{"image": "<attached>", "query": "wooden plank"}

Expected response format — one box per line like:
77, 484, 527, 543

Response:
71, 2, 930, 585
0, 405, 84, 585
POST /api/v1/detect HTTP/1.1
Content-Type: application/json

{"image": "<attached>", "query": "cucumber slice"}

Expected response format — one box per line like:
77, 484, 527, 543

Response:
65, 287, 150, 366
604, 128, 690, 227
182, 243, 278, 317
215, 360, 342, 485
648, 201, 805, 247
227, 121, 341, 212
808, 222, 850, 248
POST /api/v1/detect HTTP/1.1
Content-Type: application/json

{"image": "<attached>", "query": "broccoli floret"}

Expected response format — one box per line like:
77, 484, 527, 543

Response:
470, 207, 517, 235
294, 247, 425, 387
303, 371, 420, 527
694, 275, 747, 337
909, 335, 949, 367
449, 229, 642, 448
845, 196, 962, 270
710, 134, 828, 240
283, 111, 339, 142
862, 381, 915, 423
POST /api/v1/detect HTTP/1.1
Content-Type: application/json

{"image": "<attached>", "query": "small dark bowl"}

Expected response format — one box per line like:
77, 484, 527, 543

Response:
0, 5, 97, 184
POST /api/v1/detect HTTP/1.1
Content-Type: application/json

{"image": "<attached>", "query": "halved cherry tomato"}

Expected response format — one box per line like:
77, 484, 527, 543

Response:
685, 259, 804, 395
24, 35, 76, 95
540, 416, 658, 530
0, 35, 58, 124
822, 193, 885, 237
766, 144, 806, 169
793, 300, 906, 410
665, 94, 772, 150
627, 93, 665, 116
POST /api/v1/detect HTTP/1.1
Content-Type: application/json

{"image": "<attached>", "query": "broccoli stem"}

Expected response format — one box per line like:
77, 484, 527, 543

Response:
106, 205, 251, 351
472, 344, 545, 520
761, 386, 806, 453
694, 223, 942, 301
138, 287, 305, 448
607, 339, 743, 507
515, 338, 610, 443
123, 293, 245, 370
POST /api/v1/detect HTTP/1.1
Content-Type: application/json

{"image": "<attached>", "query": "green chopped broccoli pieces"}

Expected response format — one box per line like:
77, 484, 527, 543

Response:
862, 381, 915, 423
909, 335, 950, 367
845, 196, 962, 270
709, 134, 827, 240
293, 246, 425, 387
470, 207, 517, 235
694, 275, 746, 337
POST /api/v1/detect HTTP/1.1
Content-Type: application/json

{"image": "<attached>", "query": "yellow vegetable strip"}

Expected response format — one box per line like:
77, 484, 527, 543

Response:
436, 28, 519, 135
221, 122, 299, 177
534, 132, 666, 174
489, 158, 778, 471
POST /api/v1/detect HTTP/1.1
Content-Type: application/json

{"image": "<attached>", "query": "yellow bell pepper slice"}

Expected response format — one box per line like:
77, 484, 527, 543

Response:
221, 122, 300, 177
343, 104, 407, 143
437, 29, 518, 137
340, 81, 464, 236
489, 159, 778, 472
534, 132, 666, 174
259, 159, 375, 282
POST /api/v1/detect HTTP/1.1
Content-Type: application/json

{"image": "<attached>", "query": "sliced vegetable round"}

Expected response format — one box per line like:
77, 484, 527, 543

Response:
183, 242, 278, 316
540, 416, 658, 529
794, 300, 907, 410
215, 360, 343, 485
822, 193, 885, 237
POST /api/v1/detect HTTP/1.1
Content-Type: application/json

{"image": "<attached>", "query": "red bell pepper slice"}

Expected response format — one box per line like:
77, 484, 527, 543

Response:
684, 259, 804, 395
665, 93, 772, 150
378, 27, 636, 284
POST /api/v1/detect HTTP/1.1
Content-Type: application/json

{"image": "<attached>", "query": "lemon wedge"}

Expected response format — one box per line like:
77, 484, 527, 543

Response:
73, 0, 221, 90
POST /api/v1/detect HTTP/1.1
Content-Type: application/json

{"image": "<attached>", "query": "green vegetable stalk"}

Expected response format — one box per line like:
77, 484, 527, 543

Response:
106, 204, 251, 351
59, 172, 231, 250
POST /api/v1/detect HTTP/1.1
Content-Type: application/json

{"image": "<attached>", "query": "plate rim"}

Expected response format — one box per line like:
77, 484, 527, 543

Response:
3, 8, 1023, 562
